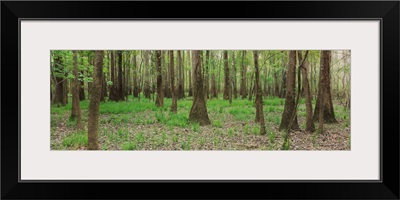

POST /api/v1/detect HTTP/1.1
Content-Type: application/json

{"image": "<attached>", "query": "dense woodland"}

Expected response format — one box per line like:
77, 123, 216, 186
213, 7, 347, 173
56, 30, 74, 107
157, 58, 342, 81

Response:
51, 50, 351, 150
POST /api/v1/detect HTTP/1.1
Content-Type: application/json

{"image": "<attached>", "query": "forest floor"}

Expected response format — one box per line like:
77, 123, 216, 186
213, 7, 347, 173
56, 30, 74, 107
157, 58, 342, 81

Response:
51, 95, 351, 150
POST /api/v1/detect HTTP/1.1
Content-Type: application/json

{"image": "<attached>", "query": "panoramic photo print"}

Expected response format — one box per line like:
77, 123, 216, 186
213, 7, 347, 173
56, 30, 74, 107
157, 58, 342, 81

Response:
50, 50, 351, 150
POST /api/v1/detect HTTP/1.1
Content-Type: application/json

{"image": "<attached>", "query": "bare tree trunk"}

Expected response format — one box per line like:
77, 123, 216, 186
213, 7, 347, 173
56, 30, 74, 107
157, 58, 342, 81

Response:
253, 51, 267, 135
189, 50, 211, 126
71, 51, 82, 129
117, 51, 124, 101
279, 51, 299, 131
298, 51, 315, 132
155, 50, 164, 107
87, 50, 104, 150
144, 50, 151, 99
169, 51, 177, 113
232, 51, 238, 99
313, 50, 337, 123
177, 50, 184, 99
317, 51, 326, 134
223, 50, 230, 100
204, 50, 210, 100
240, 50, 247, 99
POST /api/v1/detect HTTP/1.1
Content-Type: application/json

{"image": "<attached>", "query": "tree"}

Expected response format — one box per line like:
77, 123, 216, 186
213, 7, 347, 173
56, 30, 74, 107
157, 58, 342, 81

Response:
253, 51, 266, 135
223, 50, 230, 100
109, 51, 118, 101
204, 50, 210, 100
189, 50, 211, 126
313, 50, 337, 123
155, 50, 164, 107
71, 51, 82, 129
177, 50, 184, 99
169, 50, 178, 113
232, 51, 238, 99
317, 51, 326, 134
117, 50, 124, 101
87, 50, 104, 150
52, 53, 68, 106
279, 51, 299, 131
298, 51, 315, 132
240, 51, 247, 99
144, 50, 151, 99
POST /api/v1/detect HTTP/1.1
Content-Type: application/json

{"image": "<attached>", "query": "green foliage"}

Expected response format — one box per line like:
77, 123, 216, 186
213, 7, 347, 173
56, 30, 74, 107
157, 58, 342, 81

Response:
192, 123, 200, 132
62, 131, 88, 148
122, 142, 137, 150
212, 120, 223, 128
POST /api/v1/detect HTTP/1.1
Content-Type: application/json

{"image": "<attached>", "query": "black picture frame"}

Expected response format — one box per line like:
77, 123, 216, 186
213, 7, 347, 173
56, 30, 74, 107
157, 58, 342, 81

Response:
2, 1, 399, 199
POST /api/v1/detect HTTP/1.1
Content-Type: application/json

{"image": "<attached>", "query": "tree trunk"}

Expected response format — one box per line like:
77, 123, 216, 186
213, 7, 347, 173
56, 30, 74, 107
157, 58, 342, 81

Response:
279, 51, 299, 131
177, 50, 184, 99
133, 53, 139, 97
169, 51, 177, 113
240, 51, 247, 99
109, 51, 117, 101
155, 50, 164, 107
298, 51, 315, 132
117, 51, 124, 101
280, 70, 287, 98
253, 51, 267, 135
189, 50, 211, 126
223, 51, 230, 100
232, 51, 238, 99
144, 50, 151, 99
313, 50, 337, 123
87, 50, 104, 150
248, 73, 254, 101
317, 51, 326, 133
79, 70, 85, 101
204, 50, 210, 100
53, 55, 67, 106
274, 72, 280, 97
71, 51, 82, 129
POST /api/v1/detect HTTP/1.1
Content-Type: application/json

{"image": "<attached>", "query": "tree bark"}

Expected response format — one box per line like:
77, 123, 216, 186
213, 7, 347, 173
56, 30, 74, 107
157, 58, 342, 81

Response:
71, 51, 82, 129
232, 51, 238, 99
313, 50, 337, 123
144, 50, 151, 99
87, 50, 104, 150
155, 50, 164, 107
53, 55, 67, 106
189, 50, 211, 126
223, 50, 230, 100
204, 50, 210, 100
298, 51, 315, 132
279, 51, 299, 131
169, 51, 177, 113
317, 50, 326, 133
253, 51, 267, 135
177, 50, 184, 99
240, 51, 247, 99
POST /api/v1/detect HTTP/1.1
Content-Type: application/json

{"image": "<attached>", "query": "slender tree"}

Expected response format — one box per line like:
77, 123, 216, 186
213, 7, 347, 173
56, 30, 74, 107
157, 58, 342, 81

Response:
71, 51, 82, 129
177, 50, 184, 99
144, 50, 151, 99
223, 50, 230, 100
155, 50, 164, 107
240, 50, 247, 99
169, 50, 177, 113
232, 51, 238, 99
317, 51, 326, 133
189, 50, 211, 125
279, 51, 299, 131
253, 51, 266, 135
87, 50, 104, 150
298, 51, 315, 132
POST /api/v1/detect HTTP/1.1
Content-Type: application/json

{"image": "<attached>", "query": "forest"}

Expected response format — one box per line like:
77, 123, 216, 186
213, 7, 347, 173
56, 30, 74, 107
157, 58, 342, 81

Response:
50, 50, 351, 150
